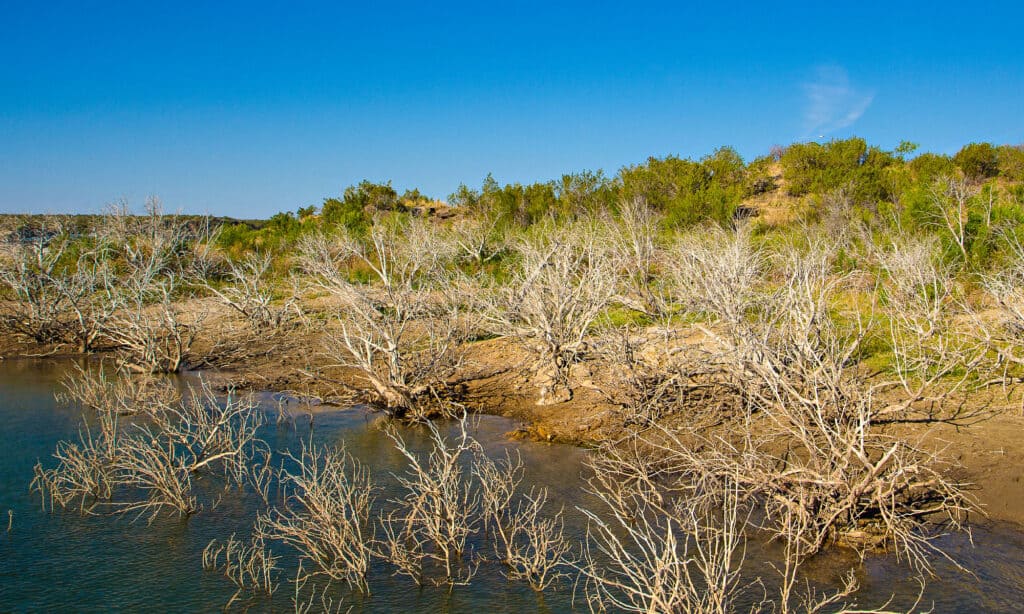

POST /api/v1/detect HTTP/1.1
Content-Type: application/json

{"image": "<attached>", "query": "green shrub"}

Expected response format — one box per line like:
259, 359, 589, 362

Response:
953, 142, 1000, 179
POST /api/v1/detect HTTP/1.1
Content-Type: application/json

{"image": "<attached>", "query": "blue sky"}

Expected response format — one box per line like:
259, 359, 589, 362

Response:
1, 1, 1022, 218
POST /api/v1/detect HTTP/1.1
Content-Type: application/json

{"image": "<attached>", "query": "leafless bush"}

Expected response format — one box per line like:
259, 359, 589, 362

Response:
292, 563, 349, 614
497, 488, 573, 591
197, 251, 300, 333
481, 220, 619, 404
873, 235, 987, 420
981, 231, 1024, 375
31, 408, 122, 512
56, 363, 180, 416
380, 417, 481, 585
446, 209, 508, 267
655, 237, 974, 570
665, 224, 766, 338
577, 454, 751, 614
258, 440, 375, 593
592, 326, 701, 427
927, 176, 978, 261
607, 198, 668, 317
101, 268, 202, 374
474, 450, 573, 591
90, 199, 207, 373
34, 374, 268, 521
298, 220, 465, 418
0, 217, 114, 350
202, 533, 281, 606
579, 434, 932, 614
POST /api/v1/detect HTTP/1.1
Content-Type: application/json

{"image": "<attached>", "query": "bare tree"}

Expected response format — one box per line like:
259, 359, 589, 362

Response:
196, 251, 300, 333
577, 454, 751, 614
259, 440, 375, 593
474, 450, 573, 591
85, 199, 208, 373
873, 234, 987, 421
202, 533, 281, 607
481, 220, 619, 404
660, 237, 974, 570
927, 176, 977, 261
665, 223, 766, 340
298, 219, 465, 418
981, 231, 1024, 374
380, 417, 481, 586
101, 272, 202, 373
34, 374, 269, 521
0, 216, 104, 349
606, 198, 667, 317
446, 208, 509, 267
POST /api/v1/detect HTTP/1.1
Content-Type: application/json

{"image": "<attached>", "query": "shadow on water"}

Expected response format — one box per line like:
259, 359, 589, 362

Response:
0, 358, 1022, 612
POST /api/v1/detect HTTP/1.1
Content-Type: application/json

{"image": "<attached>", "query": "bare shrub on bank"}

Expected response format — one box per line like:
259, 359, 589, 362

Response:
481, 220, 619, 404
90, 200, 208, 373
298, 219, 465, 418
0, 217, 116, 351
665, 223, 766, 339
874, 234, 987, 421
658, 235, 973, 568
196, 251, 300, 334
445, 208, 509, 267
981, 231, 1024, 376
607, 198, 667, 317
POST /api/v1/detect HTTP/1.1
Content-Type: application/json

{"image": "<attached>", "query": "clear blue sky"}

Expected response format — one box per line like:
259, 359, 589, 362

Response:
2, 1, 1022, 218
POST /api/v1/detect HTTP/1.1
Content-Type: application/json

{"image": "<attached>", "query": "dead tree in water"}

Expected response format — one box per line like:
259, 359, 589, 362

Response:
33, 372, 268, 521
380, 417, 481, 586
258, 440, 375, 593
473, 450, 573, 591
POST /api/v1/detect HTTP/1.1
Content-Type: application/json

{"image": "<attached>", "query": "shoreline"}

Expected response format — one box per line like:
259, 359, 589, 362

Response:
5, 305, 1023, 530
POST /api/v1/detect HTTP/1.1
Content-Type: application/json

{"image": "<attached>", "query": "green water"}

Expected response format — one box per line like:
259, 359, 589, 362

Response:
1, 358, 1022, 612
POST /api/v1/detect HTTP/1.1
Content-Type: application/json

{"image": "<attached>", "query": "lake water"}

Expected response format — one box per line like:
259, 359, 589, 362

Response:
1, 358, 1022, 612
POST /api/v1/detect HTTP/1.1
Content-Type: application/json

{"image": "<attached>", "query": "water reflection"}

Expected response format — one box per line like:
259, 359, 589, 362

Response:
0, 358, 1021, 612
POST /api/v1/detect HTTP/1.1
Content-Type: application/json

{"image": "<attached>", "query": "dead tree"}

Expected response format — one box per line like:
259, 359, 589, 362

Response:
481, 220, 619, 404
606, 198, 668, 317
258, 440, 375, 593
34, 374, 268, 521
195, 251, 300, 333
927, 176, 977, 261
101, 272, 202, 374
0, 217, 93, 347
873, 234, 987, 421
298, 219, 464, 418
663, 236, 974, 569
202, 533, 281, 607
981, 231, 1024, 377
474, 450, 573, 591
380, 417, 481, 586
576, 453, 751, 614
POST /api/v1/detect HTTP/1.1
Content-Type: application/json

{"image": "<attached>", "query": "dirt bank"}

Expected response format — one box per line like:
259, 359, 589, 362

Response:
3, 298, 1023, 528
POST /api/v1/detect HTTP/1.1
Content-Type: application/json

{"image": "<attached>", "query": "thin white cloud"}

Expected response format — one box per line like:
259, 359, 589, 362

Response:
802, 65, 874, 137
